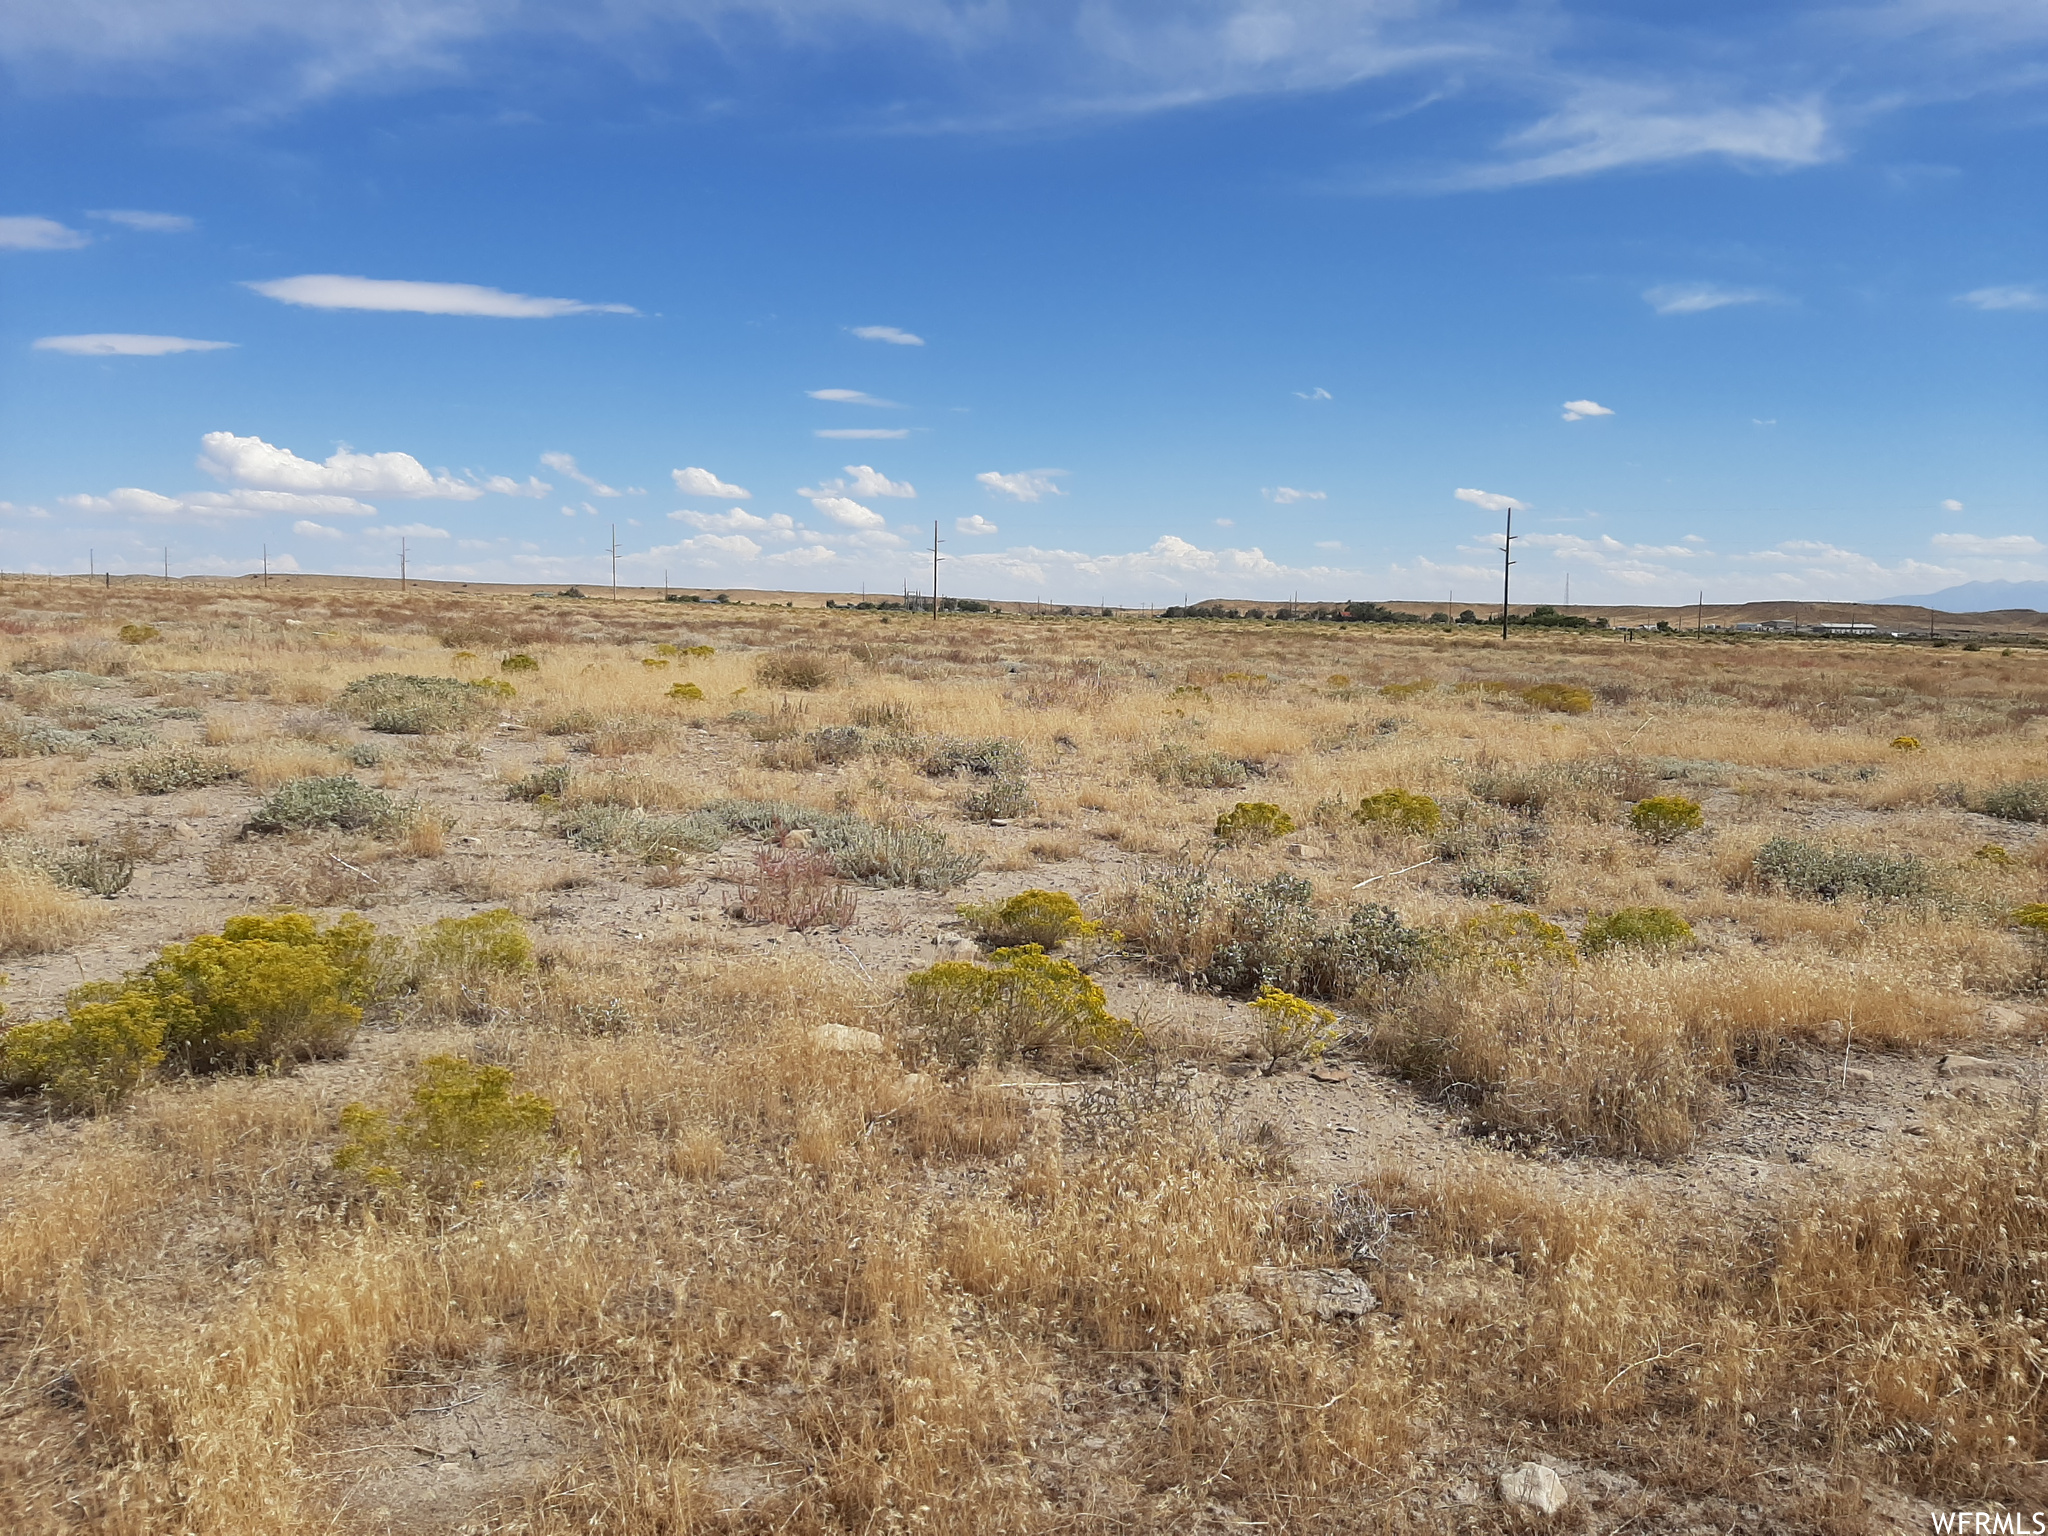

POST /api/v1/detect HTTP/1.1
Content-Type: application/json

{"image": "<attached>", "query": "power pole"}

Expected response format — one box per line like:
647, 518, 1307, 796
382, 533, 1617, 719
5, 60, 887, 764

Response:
1499, 506, 1517, 641
163, 547, 169, 581
1697, 590, 1704, 633
931, 520, 942, 621
1564, 572, 1570, 615
400, 537, 408, 592
609, 524, 621, 600
262, 544, 269, 587
88, 549, 94, 581
663, 569, 669, 600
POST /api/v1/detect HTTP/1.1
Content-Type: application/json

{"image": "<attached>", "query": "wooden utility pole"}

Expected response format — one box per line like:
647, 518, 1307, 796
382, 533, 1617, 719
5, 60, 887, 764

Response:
1697, 590, 1704, 632
1499, 507, 1517, 641
400, 537, 408, 592
931, 520, 942, 621
163, 547, 169, 581
262, 545, 269, 587
610, 525, 621, 600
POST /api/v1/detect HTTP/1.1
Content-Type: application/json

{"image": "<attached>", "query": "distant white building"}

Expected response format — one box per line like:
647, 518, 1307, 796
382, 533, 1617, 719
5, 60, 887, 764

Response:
1812, 622, 1879, 636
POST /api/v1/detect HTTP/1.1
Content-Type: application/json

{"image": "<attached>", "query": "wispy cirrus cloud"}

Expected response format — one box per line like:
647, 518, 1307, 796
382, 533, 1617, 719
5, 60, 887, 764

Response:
1956, 285, 2047, 312
850, 325, 923, 345
1263, 486, 1325, 504
0, 215, 89, 250
86, 209, 192, 232
247, 274, 636, 317
34, 333, 233, 355
1644, 282, 1774, 315
816, 428, 909, 440
807, 388, 899, 407
1930, 532, 2045, 556
541, 452, 621, 497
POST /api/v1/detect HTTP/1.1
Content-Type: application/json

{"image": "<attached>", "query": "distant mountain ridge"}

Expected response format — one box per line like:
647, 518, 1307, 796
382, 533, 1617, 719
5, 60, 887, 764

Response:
1875, 579, 2048, 613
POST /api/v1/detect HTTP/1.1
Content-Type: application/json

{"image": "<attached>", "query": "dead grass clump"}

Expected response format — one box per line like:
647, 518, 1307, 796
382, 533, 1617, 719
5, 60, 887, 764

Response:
733, 847, 858, 929
1139, 741, 1252, 788
0, 864, 103, 956
892, 1083, 1028, 1159
754, 649, 834, 690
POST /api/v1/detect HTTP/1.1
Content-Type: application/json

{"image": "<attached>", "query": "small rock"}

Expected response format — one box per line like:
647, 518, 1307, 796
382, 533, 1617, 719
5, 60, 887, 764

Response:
1206, 1292, 1279, 1335
1499, 1462, 1568, 1517
460, 835, 483, 845
808, 1024, 887, 1055
1249, 1266, 1377, 1322
1286, 843, 1322, 860
934, 936, 980, 962
989, 817, 1013, 827
1939, 1053, 2013, 1079
1308, 1065, 1351, 1084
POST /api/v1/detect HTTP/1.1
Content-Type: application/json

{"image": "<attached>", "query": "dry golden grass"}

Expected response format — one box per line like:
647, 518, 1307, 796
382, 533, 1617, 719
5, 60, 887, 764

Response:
0, 864, 104, 956
0, 581, 2044, 1532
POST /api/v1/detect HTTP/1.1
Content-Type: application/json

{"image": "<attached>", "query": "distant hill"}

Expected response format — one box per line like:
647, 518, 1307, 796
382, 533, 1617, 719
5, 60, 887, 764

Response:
1876, 579, 2048, 613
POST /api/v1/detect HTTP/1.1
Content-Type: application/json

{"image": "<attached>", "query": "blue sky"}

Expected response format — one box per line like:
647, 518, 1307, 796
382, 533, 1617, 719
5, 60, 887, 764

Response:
2, 0, 2043, 605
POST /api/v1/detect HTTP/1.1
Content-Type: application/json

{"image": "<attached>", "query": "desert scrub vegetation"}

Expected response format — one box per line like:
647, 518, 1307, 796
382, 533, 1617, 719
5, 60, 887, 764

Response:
1139, 740, 1252, 787
957, 887, 1106, 950
243, 774, 429, 839
1110, 863, 1429, 1004
1752, 834, 1937, 902
2, 582, 2047, 1531
556, 795, 982, 889
1214, 799, 1295, 844
335, 1053, 554, 1202
91, 746, 243, 794
1351, 786, 1441, 834
1978, 775, 2048, 822
0, 910, 373, 1108
334, 671, 502, 733
0, 863, 103, 957
753, 648, 833, 690
1578, 904, 1696, 956
1628, 791, 1704, 842
904, 944, 1143, 1068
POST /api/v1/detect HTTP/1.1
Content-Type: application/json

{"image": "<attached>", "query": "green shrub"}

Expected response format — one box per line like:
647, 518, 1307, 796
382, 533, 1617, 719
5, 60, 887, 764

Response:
2009, 904, 2048, 938
1891, 735, 1922, 752
964, 776, 1037, 822
1629, 794, 1704, 844
501, 653, 540, 673
904, 945, 1142, 1069
509, 764, 572, 802
1457, 865, 1548, 904
1521, 683, 1594, 714
1352, 788, 1441, 835
1139, 743, 1251, 788
1978, 779, 2048, 824
134, 911, 375, 1072
335, 1054, 554, 1201
1457, 906, 1576, 975
1214, 802, 1295, 844
1753, 837, 1935, 903
335, 674, 498, 734
755, 651, 833, 691
667, 681, 705, 701
0, 994, 164, 1112
45, 842, 135, 896
1580, 906, 1695, 956
683, 645, 716, 658
1379, 680, 1433, 701
1, 911, 374, 1104
1250, 985, 1340, 1069
414, 908, 533, 982
116, 623, 161, 645
922, 738, 1029, 778
1112, 865, 1427, 1004
1975, 843, 2014, 866
957, 889, 1104, 950
245, 775, 406, 836
92, 749, 243, 795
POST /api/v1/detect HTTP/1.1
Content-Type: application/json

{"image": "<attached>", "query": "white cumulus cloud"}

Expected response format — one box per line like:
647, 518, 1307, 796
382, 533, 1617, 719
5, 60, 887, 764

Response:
87, 210, 193, 232
808, 388, 899, 407
1454, 487, 1525, 513
0, 216, 88, 251
1263, 487, 1326, 504
246, 274, 635, 317
977, 469, 1066, 502
1644, 283, 1771, 315
1957, 285, 2048, 312
477, 475, 550, 497
801, 465, 914, 499
956, 515, 999, 536
670, 508, 796, 539
292, 519, 346, 539
34, 333, 234, 356
200, 431, 482, 500
1561, 399, 1614, 420
815, 428, 908, 440
540, 451, 620, 496
1941, 499, 1965, 512
671, 466, 751, 499
850, 325, 923, 346
809, 496, 887, 530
